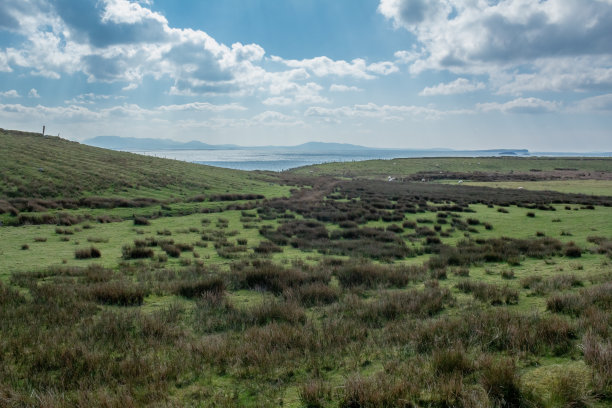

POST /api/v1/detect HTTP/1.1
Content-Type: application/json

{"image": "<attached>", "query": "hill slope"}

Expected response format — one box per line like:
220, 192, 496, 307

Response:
0, 128, 280, 200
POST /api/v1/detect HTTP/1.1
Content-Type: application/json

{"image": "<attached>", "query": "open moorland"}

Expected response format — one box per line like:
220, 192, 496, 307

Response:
1, 128, 612, 407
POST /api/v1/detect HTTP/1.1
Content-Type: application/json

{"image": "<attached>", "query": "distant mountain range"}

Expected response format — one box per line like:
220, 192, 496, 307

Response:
83, 136, 530, 155
84, 136, 238, 150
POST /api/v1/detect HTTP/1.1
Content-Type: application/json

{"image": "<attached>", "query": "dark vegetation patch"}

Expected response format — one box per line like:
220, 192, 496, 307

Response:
455, 280, 519, 305
75, 246, 101, 259
427, 237, 564, 269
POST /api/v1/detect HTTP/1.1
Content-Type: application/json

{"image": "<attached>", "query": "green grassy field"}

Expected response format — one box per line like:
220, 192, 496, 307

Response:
439, 179, 612, 196
290, 156, 612, 178
1, 130, 612, 407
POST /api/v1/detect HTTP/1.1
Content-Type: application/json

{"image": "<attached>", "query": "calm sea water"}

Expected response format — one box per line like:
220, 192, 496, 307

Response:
130, 148, 611, 172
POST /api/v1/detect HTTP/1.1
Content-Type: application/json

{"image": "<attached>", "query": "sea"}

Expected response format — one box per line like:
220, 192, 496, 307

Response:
129, 148, 611, 172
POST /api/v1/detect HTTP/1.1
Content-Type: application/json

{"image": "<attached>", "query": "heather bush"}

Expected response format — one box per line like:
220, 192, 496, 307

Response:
133, 216, 150, 226
122, 244, 154, 259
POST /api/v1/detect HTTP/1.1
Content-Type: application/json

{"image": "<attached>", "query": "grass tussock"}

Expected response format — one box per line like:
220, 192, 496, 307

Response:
75, 246, 101, 259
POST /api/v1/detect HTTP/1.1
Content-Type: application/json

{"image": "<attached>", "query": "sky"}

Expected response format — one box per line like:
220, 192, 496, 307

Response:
0, 0, 611, 151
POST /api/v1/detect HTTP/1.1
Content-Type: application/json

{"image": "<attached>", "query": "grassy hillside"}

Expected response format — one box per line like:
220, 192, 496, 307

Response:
0, 128, 281, 200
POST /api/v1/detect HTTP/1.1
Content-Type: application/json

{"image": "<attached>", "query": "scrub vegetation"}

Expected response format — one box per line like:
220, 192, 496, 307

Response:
1, 129, 612, 407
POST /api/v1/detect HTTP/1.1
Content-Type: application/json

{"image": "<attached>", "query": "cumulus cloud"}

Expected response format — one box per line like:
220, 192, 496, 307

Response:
305, 102, 456, 122
262, 81, 329, 105
0, 89, 20, 98
156, 102, 246, 112
271, 56, 398, 79
0, 0, 331, 101
329, 84, 363, 92
0, 101, 245, 123
420, 78, 485, 96
573, 94, 612, 113
28, 88, 40, 98
379, 0, 612, 93
477, 98, 561, 114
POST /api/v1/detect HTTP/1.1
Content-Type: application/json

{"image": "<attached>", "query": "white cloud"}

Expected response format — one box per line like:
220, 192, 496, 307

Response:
28, 88, 40, 98
420, 78, 485, 96
573, 94, 612, 113
379, 0, 612, 93
477, 98, 561, 114
0, 0, 333, 103
156, 102, 246, 112
0, 89, 20, 98
262, 97, 293, 106
101, 0, 168, 25
0, 101, 245, 124
271, 55, 398, 80
305, 102, 456, 122
263, 81, 329, 105
329, 84, 363, 92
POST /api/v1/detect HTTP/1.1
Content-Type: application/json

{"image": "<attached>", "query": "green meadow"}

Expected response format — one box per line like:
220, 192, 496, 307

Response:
1, 128, 612, 407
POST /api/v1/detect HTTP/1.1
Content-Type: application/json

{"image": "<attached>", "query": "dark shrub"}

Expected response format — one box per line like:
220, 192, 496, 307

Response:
299, 380, 332, 408
75, 246, 101, 259
564, 242, 582, 258
455, 281, 518, 305
175, 242, 193, 252
244, 299, 306, 326
386, 224, 404, 233
162, 244, 181, 258
336, 263, 425, 289
178, 278, 225, 299
451, 267, 470, 277
254, 240, 283, 254
289, 282, 339, 307
526, 212, 535, 218
133, 216, 150, 226
500, 269, 515, 280
21, 244, 29, 250
582, 332, 612, 394
339, 374, 416, 408
479, 356, 522, 407
87, 281, 146, 306
547, 293, 583, 316
402, 220, 417, 229
122, 244, 154, 259
430, 268, 447, 280
234, 261, 309, 294
432, 347, 472, 376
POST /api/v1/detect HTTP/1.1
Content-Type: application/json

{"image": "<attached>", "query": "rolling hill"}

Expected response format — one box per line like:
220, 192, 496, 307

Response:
0, 128, 281, 200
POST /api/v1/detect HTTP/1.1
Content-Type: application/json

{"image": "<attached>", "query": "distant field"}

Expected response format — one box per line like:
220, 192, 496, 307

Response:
290, 156, 612, 179
439, 179, 612, 196
2, 131, 612, 407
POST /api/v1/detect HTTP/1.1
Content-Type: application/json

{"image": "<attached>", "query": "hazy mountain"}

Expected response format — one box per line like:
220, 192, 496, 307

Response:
84, 136, 238, 150
83, 136, 530, 156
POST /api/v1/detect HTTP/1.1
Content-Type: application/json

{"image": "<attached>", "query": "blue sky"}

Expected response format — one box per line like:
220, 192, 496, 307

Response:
0, 0, 611, 151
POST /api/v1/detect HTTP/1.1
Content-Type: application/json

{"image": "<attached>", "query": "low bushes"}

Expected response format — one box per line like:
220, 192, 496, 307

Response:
86, 281, 146, 306
287, 282, 339, 307
177, 277, 225, 299
336, 263, 426, 289
455, 280, 519, 305
75, 246, 101, 259
133, 216, 150, 226
122, 244, 154, 259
